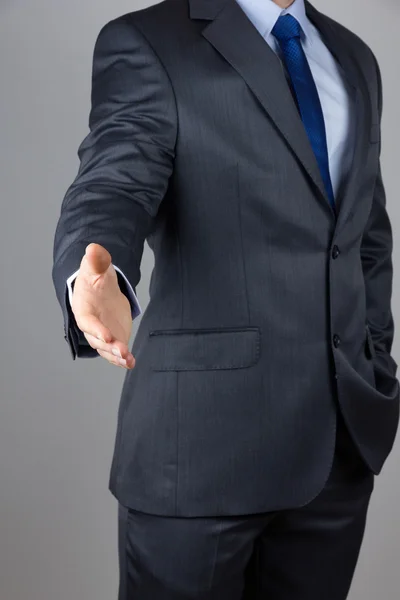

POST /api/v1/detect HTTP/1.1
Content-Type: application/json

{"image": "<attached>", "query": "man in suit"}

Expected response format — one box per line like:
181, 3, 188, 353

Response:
51, 0, 400, 597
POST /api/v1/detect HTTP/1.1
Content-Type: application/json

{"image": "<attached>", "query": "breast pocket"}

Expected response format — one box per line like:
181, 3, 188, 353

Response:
148, 327, 261, 371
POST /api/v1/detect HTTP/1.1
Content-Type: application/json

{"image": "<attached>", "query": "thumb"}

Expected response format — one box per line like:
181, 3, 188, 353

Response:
81, 243, 112, 278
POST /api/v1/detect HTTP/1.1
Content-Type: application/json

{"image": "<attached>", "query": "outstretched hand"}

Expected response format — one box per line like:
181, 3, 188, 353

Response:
70, 243, 135, 369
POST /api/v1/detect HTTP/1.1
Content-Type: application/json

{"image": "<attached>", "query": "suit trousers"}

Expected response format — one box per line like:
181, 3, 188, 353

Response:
117, 410, 374, 600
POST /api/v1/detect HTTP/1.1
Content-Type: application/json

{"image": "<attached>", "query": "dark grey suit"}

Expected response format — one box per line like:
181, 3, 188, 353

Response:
52, 0, 399, 515
52, 0, 399, 595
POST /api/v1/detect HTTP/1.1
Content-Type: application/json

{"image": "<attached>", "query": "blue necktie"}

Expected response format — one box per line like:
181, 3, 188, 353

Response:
272, 14, 336, 211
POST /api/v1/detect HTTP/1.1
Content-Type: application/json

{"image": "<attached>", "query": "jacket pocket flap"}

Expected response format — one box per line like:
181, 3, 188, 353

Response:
148, 327, 261, 371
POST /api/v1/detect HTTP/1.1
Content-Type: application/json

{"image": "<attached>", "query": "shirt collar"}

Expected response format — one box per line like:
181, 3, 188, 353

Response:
236, 0, 313, 46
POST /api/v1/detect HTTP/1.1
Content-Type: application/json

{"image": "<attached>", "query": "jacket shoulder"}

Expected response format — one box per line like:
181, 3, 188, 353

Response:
93, 0, 188, 60
319, 11, 378, 69
106, 0, 185, 32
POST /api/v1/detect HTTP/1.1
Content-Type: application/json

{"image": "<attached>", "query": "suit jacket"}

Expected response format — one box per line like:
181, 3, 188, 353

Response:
52, 0, 400, 517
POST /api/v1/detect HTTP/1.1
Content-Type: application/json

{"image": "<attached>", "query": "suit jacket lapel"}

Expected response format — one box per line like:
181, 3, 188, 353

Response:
304, 1, 371, 231
189, 0, 370, 224
196, 0, 334, 218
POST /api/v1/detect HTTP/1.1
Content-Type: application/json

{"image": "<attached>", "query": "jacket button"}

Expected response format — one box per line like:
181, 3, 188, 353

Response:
333, 334, 341, 348
332, 245, 340, 259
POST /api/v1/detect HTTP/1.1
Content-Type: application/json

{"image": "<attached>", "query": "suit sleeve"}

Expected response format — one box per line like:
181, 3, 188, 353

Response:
51, 16, 178, 360
361, 51, 397, 378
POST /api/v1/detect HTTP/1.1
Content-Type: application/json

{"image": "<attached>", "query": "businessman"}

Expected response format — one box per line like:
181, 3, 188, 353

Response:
51, 0, 400, 597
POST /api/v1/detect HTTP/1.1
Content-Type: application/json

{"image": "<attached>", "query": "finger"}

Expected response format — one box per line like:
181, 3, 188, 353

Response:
97, 348, 135, 369
75, 314, 114, 345
84, 332, 134, 363
81, 243, 112, 278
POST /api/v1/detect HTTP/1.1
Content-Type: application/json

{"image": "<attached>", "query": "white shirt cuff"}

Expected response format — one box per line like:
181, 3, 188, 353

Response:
66, 265, 142, 320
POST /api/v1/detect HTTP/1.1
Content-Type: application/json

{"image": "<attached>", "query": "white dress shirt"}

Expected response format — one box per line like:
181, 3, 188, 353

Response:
66, 0, 354, 321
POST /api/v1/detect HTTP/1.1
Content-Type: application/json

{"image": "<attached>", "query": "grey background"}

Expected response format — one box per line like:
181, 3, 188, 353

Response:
0, 0, 399, 598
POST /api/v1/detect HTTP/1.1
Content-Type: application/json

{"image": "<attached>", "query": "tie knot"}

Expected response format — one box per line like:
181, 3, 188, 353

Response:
272, 14, 302, 43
